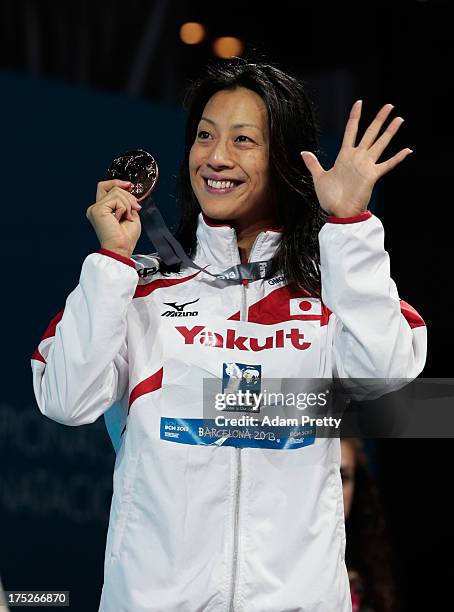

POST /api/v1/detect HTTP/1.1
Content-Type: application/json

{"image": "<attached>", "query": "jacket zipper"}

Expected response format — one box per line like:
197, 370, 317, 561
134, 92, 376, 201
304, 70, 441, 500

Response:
228, 234, 260, 611
229, 447, 242, 612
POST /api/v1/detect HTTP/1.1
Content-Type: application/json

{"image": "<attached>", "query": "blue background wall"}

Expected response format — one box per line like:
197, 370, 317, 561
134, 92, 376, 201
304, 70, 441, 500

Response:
1, 70, 187, 611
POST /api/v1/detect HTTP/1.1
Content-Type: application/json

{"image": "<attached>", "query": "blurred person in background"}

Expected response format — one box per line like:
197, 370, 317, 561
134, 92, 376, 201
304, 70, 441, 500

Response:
341, 438, 398, 612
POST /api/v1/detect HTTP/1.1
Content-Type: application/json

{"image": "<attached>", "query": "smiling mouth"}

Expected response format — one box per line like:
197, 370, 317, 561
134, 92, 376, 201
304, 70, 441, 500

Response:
203, 177, 245, 194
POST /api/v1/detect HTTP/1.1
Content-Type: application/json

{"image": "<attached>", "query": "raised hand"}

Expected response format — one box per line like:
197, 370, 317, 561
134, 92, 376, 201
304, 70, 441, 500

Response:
86, 179, 143, 259
301, 100, 412, 218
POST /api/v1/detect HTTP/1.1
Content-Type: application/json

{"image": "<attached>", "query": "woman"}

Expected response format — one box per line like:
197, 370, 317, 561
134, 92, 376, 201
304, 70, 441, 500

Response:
341, 438, 398, 612
31, 58, 427, 611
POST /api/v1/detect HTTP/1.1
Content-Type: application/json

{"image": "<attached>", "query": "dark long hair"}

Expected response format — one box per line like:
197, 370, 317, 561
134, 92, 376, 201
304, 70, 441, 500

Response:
343, 438, 398, 612
174, 55, 327, 295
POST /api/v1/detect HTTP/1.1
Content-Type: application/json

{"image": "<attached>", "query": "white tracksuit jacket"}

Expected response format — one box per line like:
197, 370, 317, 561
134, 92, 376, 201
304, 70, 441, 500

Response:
31, 210, 427, 612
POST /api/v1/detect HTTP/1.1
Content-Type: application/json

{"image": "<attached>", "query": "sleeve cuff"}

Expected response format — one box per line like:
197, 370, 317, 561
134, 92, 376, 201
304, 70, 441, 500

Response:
326, 210, 373, 224
96, 248, 136, 269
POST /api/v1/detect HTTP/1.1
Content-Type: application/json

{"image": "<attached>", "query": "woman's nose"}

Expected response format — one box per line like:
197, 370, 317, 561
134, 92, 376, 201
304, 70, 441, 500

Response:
207, 139, 234, 167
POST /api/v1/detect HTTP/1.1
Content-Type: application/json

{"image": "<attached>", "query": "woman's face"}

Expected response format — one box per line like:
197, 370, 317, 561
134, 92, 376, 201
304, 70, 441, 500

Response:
189, 86, 275, 226
340, 440, 356, 520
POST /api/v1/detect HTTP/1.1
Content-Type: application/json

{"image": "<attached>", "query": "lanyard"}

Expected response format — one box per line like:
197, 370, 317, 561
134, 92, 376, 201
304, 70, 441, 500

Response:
139, 193, 277, 282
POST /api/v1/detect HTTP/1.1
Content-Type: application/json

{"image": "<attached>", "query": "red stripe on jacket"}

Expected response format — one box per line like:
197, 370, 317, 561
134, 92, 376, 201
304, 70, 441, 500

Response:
128, 367, 164, 413
400, 300, 426, 329
228, 286, 331, 326
134, 271, 201, 297
31, 309, 64, 363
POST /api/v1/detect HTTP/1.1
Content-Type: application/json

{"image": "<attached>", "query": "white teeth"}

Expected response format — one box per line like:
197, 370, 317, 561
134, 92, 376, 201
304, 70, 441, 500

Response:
207, 178, 237, 189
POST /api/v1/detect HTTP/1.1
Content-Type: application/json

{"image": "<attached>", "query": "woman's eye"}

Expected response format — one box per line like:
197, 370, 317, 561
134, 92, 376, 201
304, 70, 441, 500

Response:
196, 131, 253, 143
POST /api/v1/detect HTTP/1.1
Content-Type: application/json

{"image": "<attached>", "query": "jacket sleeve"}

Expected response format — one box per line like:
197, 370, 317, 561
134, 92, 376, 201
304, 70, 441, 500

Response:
30, 249, 139, 426
319, 211, 427, 395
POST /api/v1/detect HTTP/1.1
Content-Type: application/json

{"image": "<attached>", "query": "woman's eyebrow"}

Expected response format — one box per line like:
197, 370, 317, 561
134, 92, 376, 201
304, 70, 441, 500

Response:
200, 116, 261, 131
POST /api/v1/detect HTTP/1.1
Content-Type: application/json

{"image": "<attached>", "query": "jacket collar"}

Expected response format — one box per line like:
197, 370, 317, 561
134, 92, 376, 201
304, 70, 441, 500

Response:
194, 212, 282, 269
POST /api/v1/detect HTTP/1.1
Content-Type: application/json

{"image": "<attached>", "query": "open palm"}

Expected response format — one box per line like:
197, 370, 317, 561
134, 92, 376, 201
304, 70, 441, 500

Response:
301, 101, 412, 218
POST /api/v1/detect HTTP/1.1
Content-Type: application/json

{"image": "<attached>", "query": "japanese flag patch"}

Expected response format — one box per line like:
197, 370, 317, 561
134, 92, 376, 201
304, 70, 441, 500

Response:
289, 298, 322, 316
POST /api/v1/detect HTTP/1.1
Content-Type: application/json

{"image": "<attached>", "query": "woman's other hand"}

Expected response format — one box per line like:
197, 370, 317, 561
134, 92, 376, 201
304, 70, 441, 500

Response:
301, 100, 412, 218
86, 179, 143, 258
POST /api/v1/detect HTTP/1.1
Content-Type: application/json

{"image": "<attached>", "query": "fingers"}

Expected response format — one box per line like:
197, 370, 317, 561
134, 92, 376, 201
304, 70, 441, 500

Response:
96, 178, 134, 202
376, 148, 413, 176
113, 194, 132, 222
110, 187, 141, 222
300, 151, 324, 180
344, 101, 409, 165
357, 103, 395, 150
88, 186, 141, 223
341, 100, 362, 149
368, 115, 405, 161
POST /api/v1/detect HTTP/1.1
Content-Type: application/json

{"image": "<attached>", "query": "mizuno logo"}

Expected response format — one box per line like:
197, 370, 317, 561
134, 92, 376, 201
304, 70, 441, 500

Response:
161, 298, 199, 317
175, 326, 311, 351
